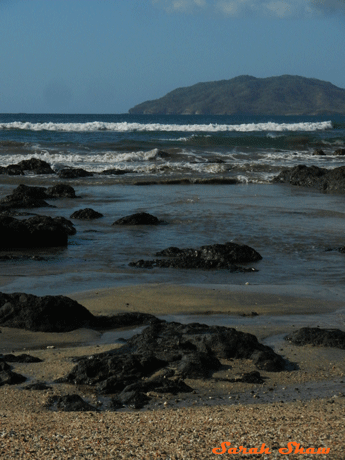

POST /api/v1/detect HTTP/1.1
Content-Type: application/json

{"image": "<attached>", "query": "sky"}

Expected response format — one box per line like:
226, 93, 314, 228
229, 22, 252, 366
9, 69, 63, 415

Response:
0, 0, 344, 114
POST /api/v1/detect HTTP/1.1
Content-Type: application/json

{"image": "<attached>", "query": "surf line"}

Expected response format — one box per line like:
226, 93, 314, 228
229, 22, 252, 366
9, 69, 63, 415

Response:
212, 442, 330, 455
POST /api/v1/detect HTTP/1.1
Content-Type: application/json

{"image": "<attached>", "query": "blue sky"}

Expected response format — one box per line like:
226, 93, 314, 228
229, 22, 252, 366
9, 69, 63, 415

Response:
0, 0, 344, 113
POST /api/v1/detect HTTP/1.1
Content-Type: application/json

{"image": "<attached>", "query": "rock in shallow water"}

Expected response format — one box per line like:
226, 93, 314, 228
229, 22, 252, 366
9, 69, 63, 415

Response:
0, 215, 76, 249
130, 242, 262, 271
112, 212, 161, 225
70, 208, 103, 219
273, 164, 345, 193
285, 327, 345, 349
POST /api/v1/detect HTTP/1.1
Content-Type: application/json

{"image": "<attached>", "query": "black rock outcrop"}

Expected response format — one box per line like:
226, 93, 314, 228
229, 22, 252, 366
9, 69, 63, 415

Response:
0, 292, 160, 332
0, 292, 95, 332
129, 242, 262, 271
0, 215, 76, 249
60, 320, 285, 408
47, 394, 98, 412
273, 165, 345, 193
70, 208, 103, 219
58, 168, 93, 178
2, 353, 42, 363
0, 184, 77, 211
285, 327, 345, 349
0, 158, 55, 175
112, 212, 161, 226
0, 359, 26, 386
46, 184, 76, 198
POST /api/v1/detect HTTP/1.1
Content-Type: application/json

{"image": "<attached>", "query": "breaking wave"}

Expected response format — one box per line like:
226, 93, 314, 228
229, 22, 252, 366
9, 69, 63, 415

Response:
0, 121, 333, 133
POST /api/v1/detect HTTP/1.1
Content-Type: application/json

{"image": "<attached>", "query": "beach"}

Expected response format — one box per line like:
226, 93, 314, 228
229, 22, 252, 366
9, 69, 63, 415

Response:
1, 284, 345, 458
1, 114, 345, 458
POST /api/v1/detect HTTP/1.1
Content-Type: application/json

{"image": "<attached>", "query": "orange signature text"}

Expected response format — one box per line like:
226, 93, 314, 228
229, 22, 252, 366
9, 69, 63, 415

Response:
212, 442, 330, 455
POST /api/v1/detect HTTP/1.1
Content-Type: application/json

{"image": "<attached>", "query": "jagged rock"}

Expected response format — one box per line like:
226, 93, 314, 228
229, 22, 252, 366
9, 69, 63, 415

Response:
285, 327, 345, 349
312, 149, 326, 156
46, 184, 76, 198
0, 158, 55, 175
0, 292, 160, 332
60, 320, 285, 408
0, 215, 76, 248
0, 292, 95, 332
129, 242, 261, 271
0, 360, 26, 386
47, 394, 98, 412
58, 168, 93, 178
70, 208, 103, 219
273, 164, 345, 193
0, 184, 52, 209
2, 353, 42, 363
112, 212, 161, 226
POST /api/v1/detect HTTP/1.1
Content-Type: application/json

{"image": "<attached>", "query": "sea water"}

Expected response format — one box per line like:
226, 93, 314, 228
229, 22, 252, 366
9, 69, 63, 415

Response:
1, 113, 345, 300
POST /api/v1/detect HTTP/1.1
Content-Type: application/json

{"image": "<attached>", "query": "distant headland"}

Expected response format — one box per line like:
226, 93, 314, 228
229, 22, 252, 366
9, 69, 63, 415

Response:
128, 75, 345, 116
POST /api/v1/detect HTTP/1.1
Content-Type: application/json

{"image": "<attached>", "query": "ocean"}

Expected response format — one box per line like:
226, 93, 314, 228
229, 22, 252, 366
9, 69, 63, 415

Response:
1, 113, 345, 302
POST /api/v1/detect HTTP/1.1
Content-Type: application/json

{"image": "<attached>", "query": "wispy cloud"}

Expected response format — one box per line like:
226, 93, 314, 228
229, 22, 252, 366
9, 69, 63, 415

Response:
152, 0, 345, 17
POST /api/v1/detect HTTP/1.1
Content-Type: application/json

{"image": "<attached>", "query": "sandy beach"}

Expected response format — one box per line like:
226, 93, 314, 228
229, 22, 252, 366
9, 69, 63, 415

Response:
1, 284, 345, 458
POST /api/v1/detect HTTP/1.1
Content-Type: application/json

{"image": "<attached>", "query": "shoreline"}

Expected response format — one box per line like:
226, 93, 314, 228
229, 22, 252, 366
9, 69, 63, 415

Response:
1, 283, 345, 458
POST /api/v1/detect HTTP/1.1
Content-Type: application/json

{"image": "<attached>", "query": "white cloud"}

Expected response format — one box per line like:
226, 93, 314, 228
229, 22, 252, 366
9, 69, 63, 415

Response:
152, 0, 345, 17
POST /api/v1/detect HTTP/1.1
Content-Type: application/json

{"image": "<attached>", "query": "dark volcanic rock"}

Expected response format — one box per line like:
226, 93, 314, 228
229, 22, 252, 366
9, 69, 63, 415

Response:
0, 292, 161, 333
58, 168, 93, 178
0, 292, 95, 332
0, 184, 52, 210
101, 169, 131, 175
0, 184, 77, 211
0, 369, 27, 386
46, 184, 76, 198
0, 215, 76, 249
70, 208, 103, 219
15, 158, 55, 174
273, 164, 345, 193
47, 394, 98, 412
0, 360, 27, 386
112, 212, 161, 226
0, 158, 55, 175
2, 353, 42, 363
130, 242, 262, 271
312, 149, 326, 156
285, 327, 345, 349
60, 320, 285, 408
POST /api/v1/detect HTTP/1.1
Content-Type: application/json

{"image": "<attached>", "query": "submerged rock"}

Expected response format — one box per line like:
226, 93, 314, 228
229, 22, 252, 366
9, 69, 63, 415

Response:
130, 242, 261, 271
112, 212, 161, 226
285, 327, 345, 349
70, 208, 103, 219
0, 215, 76, 249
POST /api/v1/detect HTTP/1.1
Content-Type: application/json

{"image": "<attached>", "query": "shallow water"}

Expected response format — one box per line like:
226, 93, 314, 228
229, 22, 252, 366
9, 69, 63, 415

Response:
1, 181, 345, 299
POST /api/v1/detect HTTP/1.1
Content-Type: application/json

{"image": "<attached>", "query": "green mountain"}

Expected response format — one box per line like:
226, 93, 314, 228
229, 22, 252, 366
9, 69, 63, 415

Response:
128, 75, 345, 116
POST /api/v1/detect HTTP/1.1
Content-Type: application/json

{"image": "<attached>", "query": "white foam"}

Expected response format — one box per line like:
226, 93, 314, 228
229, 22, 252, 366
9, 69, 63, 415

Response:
0, 120, 333, 133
